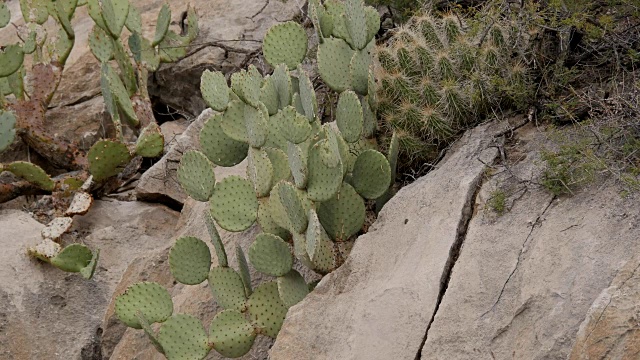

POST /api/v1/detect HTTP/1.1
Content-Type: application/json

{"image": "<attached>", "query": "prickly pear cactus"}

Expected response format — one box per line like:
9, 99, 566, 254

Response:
115, 2, 396, 358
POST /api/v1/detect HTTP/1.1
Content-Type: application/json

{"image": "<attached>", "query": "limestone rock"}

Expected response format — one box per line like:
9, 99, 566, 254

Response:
269, 124, 500, 360
0, 200, 178, 359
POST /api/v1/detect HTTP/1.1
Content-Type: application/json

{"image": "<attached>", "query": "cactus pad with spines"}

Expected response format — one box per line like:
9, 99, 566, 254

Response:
247, 147, 273, 198
102, 63, 139, 125
271, 64, 292, 110
209, 310, 256, 358
135, 123, 164, 157
277, 270, 309, 308
200, 113, 248, 167
89, 25, 114, 63
264, 147, 291, 185
345, 0, 368, 50
101, 0, 129, 38
257, 198, 290, 240
177, 150, 216, 202
305, 209, 335, 272
297, 66, 318, 122
248, 233, 293, 277
19, 0, 49, 24
0, 2, 10, 28
201, 70, 229, 112
317, 182, 365, 241
204, 211, 228, 267
277, 181, 308, 233
307, 140, 343, 202
209, 176, 258, 232
263, 21, 308, 69
350, 45, 373, 96
247, 281, 288, 338
4, 161, 55, 191
277, 106, 312, 144
169, 237, 212, 285
318, 38, 354, 93
0, 45, 24, 78
220, 100, 249, 143
0, 110, 16, 152
235, 245, 252, 297
136, 312, 165, 355
260, 75, 279, 115
115, 282, 173, 329
50, 244, 94, 273
351, 149, 391, 199
157, 314, 210, 360
287, 142, 308, 189
124, 4, 142, 33
245, 102, 268, 148
79, 249, 100, 280
336, 90, 364, 143
87, 140, 132, 181
152, 4, 171, 46
208, 267, 247, 311
325, 0, 352, 46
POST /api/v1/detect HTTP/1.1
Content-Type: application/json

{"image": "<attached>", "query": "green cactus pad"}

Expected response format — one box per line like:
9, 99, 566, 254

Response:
124, 5, 142, 33
247, 147, 273, 198
115, 282, 173, 329
351, 149, 391, 199
263, 21, 308, 69
177, 150, 216, 202
245, 102, 268, 148
292, 92, 305, 119
248, 233, 293, 277
200, 212, 227, 269
209, 310, 256, 358
260, 75, 279, 116
4, 161, 54, 191
317, 182, 365, 241
0, 110, 16, 152
208, 267, 247, 311
86, 140, 131, 182
0, 45, 24, 78
201, 70, 229, 112
158, 30, 189, 63
101, 0, 129, 38
209, 176, 258, 232
318, 38, 354, 93
199, 113, 248, 167
135, 122, 164, 158
345, 0, 368, 50
287, 142, 308, 189
337, 90, 364, 143
319, 126, 342, 168
19, 0, 49, 24
307, 140, 343, 202
257, 198, 290, 240
306, 209, 335, 273
362, 98, 377, 138
247, 281, 288, 338
292, 232, 315, 269
89, 25, 114, 63
264, 147, 291, 185
102, 63, 138, 125
22, 29, 37, 54
128, 33, 159, 71
297, 66, 318, 122
272, 64, 292, 110
169, 236, 212, 285
265, 114, 289, 151
231, 66, 262, 108
275, 106, 312, 144
1, 2, 10, 27
136, 312, 165, 355
49, 244, 94, 273
87, 0, 107, 30
220, 100, 249, 143
365, 6, 380, 43
325, 0, 353, 46
277, 270, 309, 308
152, 3, 171, 46
80, 249, 100, 280
277, 182, 308, 234
158, 314, 210, 360
235, 245, 252, 297
350, 45, 373, 96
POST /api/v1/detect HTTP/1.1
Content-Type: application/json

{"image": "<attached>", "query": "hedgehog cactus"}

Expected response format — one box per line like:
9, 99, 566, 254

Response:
114, 2, 399, 358
374, 11, 531, 167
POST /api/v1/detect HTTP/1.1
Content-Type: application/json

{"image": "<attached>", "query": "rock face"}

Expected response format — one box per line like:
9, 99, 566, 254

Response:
0, 201, 179, 359
270, 121, 640, 360
270, 123, 500, 359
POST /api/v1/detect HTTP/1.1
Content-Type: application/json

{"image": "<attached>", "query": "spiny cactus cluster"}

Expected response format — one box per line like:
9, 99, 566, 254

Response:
375, 11, 530, 166
0, 0, 197, 278
114, 1, 399, 358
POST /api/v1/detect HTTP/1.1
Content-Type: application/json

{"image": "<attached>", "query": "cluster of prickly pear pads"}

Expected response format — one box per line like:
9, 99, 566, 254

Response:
0, 0, 197, 278
114, 0, 400, 358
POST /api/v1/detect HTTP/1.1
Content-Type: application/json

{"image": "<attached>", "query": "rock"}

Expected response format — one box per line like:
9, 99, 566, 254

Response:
0, 200, 179, 359
135, 109, 248, 207
269, 123, 500, 360
160, 118, 190, 153
569, 254, 640, 359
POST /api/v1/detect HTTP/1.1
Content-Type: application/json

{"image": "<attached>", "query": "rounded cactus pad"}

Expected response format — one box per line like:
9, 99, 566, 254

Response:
158, 314, 210, 360
264, 147, 291, 185
247, 147, 274, 198
169, 236, 212, 285
350, 46, 372, 96
204, 210, 228, 267
135, 122, 164, 158
220, 100, 249, 143
244, 102, 268, 148
208, 267, 247, 311
276, 106, 312, 144
200, 113, 248, 167
260, 75, 279, 116
345, 0, 368, 50
307, 140, 343, 202
292, 232, 315, 269
277, 182, 308, 234
209, 309, 256, 358
152, 4, 171, 46
263, 21, 308, 69
318, 38, 355, 93
235, 245, 253, 297
365, 5, 380, 42
257, 197, 290, 240
177, 150, 216, 202
277, 269, 309, 308
352, 149, 391, 199
0, 110, 16, 152
4, 161, 54, 191
337, 90, 364, 143
287, 142, 308, 189
49, 244, 94, 273
0, 44, 24, 78
102, 62, 138, 125
306, 209, 336, 273
201, 70, 229, 112
317, 182, 365, 241
209, 176, 258, 232
0, 2, 10, 28
297, 66, 318, 122
248, 233, 293, 277
115, 282, 173, 329
89, 25, 114, 63
101, 0, 129, 37
247, 281, 288, 338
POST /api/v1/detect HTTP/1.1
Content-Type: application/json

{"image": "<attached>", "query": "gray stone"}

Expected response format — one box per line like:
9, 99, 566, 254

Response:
269, 124, 500, 360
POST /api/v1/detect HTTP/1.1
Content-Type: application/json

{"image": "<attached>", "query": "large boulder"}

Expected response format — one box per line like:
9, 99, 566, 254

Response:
0, 200, 179, 359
